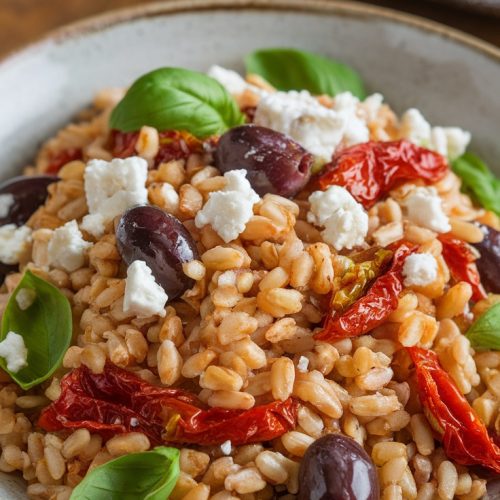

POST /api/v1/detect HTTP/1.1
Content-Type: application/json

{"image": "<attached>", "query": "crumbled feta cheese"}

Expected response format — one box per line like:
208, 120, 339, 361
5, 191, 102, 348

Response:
332, 92, 370, 146
130, 417, 139, 427
307, 186, 368, 251
399, 108, 432, 145
254, 90, 368, 161
297, 356, 309, 373
123, 260, 168, 318
0, 224, 32, 265
15, 288, 36, 311
81, 157, 148, 237
48, 220, 92, 272
403, 253, 438, 287
359, 93, 384, 123
430, 126, 471, 161
0, 332, 28, 373
208, 65, 265, 96
399, 108, 470, 160
0, 193, 14, 218
403, 187, 451, 233
195, 170, 260, 243
220, 440, 232, 455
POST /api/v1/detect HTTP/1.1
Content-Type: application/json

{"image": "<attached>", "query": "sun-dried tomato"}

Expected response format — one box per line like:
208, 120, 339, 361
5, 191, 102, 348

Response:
39, 364, 298, 446
408, 347, 500, 473
110, 130, 208, 166
318, 140, 449, 208
45, 148, 83, 174
438, 233, 487, 302
315, 242, 415, 341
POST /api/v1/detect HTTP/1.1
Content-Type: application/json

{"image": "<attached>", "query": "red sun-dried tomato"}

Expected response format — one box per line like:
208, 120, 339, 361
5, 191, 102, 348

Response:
318, 140, 449, 208
45, 148, 83, 174
39, 363, 298, 446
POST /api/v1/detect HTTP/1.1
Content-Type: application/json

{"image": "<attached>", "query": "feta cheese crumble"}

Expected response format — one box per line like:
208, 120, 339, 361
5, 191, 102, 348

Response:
208, 65, 265, 96
0, 332, 28, 373
402, 186, 451, 233
48, 220, 92, 272
0, 193, 14, 218
195, 170, 260, 243
123, 260, 168, 318
254, 90, 369, 161
15, 288, 36, 311
220, 440, 232, 455
399, 108, 471, 160
81, 156, 148, 237
0, 224, 32, 265
403, 253, 438, 287
297, 356, 309, 373
307, 186, 368, 251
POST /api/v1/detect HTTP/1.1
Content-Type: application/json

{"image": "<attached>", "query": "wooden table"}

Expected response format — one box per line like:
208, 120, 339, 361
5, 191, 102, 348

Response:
0, 0, 499, 59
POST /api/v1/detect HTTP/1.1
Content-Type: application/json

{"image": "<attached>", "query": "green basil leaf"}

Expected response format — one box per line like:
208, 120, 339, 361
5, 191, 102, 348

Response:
245, 48, 366, 99
452, 152, 500, 216
110, 67, 245, 136
0, 270, 72, 389
465, 302, 500, 351
70, 446, 180, 500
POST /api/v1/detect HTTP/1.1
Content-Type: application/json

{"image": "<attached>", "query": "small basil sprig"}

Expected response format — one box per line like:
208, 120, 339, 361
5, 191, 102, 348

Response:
452, 152, 500, 216
245, 48, 366, 99
0, 270, 72, 389
70, 446, 180, 500
466, 303, 500, 351
110, 67, 245, 137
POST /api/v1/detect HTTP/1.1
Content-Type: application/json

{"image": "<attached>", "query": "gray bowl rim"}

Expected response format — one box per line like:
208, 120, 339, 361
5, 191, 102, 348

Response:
1, 0, 500, 71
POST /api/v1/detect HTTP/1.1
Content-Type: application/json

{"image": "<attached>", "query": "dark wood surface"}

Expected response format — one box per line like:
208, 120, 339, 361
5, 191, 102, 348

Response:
0, 0, 499, 59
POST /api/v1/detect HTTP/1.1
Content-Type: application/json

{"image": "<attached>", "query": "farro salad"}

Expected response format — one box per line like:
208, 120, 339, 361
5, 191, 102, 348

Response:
0, 47, 499, 500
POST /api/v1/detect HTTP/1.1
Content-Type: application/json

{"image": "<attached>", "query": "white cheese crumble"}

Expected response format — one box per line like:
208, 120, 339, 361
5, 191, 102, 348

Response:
359, 93, 384, 123
0, 224, 32, 265
220, 440, 232, 455
307, 186, 368, 251
195, 170, 260, 243
208, 65, 265, 96
48, 220, 92, 272
0, 332, 28, 373
123, 260, 168, 318
402, 186, 451, 233
81, 156, 148, 237
0, 193, 14, 218
15, 288, 36, 311
297, 356, 309, 373
160, 183, 180, 212
403, 253, 438, 287
399, 108, 471, 160
254, 90, 369, 161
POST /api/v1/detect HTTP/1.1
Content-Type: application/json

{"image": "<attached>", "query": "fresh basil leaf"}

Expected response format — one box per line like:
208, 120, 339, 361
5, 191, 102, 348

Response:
70, 446, 180, 500
465, 302, 500, 351
452, 152, 500, 216
110, 67, 245, 137
0, 270, 72, 389
245, 48, 366, 99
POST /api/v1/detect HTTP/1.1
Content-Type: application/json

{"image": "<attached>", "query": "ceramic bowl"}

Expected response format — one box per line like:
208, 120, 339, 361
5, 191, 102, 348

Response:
0, 0, 500, 497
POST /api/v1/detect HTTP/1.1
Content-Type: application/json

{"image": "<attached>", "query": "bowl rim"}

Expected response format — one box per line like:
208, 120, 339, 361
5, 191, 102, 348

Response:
1, 0, 500, 68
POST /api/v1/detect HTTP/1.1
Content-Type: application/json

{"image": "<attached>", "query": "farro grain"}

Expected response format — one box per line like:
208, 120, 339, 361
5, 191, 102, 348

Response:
180, 449, 210, 478
437, 461, 458, 500
436, 282, 473, 319
105, 432, 150, 456
157, 339, 183, 385
271, 357, 295, 401
218, 312, 258, 345
61, 429, 91, 459
245, 372, 272, 397
208, 390, 255, 410
410, 414, 434, 456
181, 483, 210, 500
280, 431, 314, 457
224, 467, 266, 494
382, 484, 403, 500
44, 445, 66, 480
256, 288, 303, 318
349, 393, 401, 417
182, 350, 217, 378
202, 247, 245, 270
381, 456, 407, 485
200, 366, 244, 392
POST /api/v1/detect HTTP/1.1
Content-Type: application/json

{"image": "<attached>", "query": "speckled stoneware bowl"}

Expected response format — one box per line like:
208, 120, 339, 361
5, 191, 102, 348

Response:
1, 0, 500, 497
